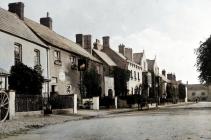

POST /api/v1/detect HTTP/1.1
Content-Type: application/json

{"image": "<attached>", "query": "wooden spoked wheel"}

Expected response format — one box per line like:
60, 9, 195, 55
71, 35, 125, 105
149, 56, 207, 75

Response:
0, 90, 9, 122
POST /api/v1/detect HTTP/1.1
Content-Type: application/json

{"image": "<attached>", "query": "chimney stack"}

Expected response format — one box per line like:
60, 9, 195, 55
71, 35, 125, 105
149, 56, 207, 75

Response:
84, 35, 92, 54
76, 34, 84, 47
119, 44, 125, 55
93, 39, 103, 50
124, 48, 133, 61
102, 36, 110, 48
8, 2, 24, 20
40, 12, 53, 30
162, 70, 166, 77
75, 34, 92, 54
167, 73, 176, 81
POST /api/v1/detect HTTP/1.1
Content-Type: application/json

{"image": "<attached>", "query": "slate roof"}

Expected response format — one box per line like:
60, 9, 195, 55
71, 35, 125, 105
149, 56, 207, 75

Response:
0, 8, 47, 48
113, 51, 127, 60
93, 49, 116, 66
187, 84, 207, 90
24, 18, 101, 63
147, 59, 155, 71
133, 53, 143, 64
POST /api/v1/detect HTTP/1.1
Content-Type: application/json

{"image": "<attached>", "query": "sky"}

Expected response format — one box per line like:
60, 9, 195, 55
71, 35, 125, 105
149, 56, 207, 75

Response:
1, 0, 210, 84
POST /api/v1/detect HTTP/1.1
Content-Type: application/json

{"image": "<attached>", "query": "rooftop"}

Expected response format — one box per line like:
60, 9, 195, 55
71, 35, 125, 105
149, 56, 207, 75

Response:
24, 18, 101, 63
93, 49, 116, 66
0, 8, 47, 48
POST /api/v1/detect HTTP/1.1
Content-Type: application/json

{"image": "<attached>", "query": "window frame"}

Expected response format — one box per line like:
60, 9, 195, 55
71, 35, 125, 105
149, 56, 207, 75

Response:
34, 49, 41, 66
14, 42, 22, 64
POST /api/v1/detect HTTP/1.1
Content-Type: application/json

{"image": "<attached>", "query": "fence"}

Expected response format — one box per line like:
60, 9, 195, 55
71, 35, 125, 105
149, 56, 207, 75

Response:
49, 95, 73, 109
15, 94, 43, 112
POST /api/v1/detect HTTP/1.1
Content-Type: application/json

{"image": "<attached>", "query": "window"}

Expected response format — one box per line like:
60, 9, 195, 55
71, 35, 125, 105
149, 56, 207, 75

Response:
192, 92, 196, 96
34, 49, 40, 66
70, 56, 77, 70
70, 56, 77, 64
138, 72, 140, 80
131, 87, 133, 94
130, 70, 133, 79
201, 92, 205, 96
14, 43, 22, 64
134, 71, 136, 80
54, 50, 61, 60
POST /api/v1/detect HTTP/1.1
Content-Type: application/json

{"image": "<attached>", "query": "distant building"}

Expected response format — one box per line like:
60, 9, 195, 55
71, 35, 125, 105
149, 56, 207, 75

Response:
115, 43, 143, 95
187, 84, 210, 101
93, 39, 116, 97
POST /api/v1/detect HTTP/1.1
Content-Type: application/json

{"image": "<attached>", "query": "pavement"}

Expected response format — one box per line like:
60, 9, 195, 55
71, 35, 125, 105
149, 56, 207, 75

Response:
0, 102, 193, 139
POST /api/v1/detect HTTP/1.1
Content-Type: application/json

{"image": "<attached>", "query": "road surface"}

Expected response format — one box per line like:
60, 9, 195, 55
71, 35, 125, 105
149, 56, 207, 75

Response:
2, 102, 211, 140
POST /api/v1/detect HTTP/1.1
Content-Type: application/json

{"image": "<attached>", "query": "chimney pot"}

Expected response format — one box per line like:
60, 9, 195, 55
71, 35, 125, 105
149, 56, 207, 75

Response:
8, 2, 24, 20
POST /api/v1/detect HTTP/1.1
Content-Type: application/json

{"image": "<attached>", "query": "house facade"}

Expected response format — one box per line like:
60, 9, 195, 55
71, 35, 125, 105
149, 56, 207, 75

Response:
0, 4, 49, 96
93, 39, 116, 97
24, 14, 102, 99
187, 84, 209, 101
100, 37, 142, 95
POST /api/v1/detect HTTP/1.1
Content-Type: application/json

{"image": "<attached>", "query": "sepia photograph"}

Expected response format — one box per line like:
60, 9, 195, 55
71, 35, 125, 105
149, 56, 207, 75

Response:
0, 0, 211, 139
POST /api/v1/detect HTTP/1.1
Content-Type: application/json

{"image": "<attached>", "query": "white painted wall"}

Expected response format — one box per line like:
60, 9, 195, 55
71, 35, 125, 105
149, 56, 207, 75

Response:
127, 61, 142, 95
92, 96, 99, 110
0, 32, 48, 79
104, 76, 115, 97
9, 91, 15, 120
141, 52, 148, 72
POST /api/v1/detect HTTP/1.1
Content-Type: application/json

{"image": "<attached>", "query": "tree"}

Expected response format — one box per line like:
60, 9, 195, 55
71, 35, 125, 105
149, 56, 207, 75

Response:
178, 84, 186, 99
113, 67, 130, 96
196, 36, 211, 84
9, 63, 44, 95
83, 67, 101, 98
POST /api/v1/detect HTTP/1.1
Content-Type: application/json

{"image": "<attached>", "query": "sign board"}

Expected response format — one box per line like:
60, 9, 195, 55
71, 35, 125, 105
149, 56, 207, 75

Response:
59, 71, 65, 81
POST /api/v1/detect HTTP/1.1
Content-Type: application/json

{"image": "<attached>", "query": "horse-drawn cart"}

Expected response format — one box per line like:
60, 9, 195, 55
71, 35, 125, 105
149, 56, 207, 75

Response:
0, 68, 9, 122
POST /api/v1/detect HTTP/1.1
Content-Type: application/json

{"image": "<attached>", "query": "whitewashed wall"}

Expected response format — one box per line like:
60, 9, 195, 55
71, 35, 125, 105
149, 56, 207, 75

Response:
0, 31, 48, 79
127, 61, 142, 95
104, 76, 115, 97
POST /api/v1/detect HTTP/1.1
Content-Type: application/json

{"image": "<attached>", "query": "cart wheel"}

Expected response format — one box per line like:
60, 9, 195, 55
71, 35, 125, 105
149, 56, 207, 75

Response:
0, 91, 9, 122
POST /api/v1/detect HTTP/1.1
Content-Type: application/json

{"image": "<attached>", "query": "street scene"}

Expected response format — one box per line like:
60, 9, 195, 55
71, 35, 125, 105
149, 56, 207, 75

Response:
1, 102, 211, 140
1, 0, 211, 140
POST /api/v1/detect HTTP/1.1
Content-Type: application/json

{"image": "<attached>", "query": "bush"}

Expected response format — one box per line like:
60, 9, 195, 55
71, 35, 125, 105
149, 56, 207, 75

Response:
9, 63, 44, 95
83, 67, 101, 98
100, 96, 115, 108
126, 95, 136, 105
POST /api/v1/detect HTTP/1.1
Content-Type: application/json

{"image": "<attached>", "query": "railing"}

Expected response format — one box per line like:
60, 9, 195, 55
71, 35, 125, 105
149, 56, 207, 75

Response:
15, 95, 43, 112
